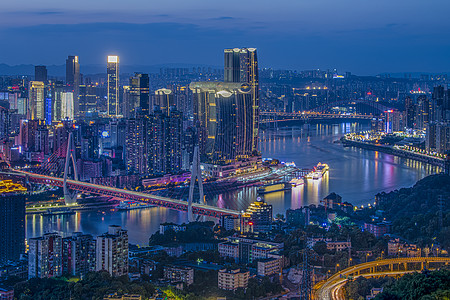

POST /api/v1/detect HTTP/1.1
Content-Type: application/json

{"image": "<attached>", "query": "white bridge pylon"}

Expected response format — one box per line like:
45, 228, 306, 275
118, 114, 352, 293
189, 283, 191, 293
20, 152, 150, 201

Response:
63, 132, 78, 205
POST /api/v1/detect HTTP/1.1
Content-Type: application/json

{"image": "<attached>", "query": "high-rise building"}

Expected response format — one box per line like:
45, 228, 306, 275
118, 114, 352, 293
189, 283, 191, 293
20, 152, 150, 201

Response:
149, 107, 183, 174
240, 198, 273, 233
436, 122, 450, 154
192, 48, 259, 163
125, 116, 148, 175
0, 193, 25, 265
28, 81, 45, 121
51, 81, 64, 122
34, 65, 47, 82
28, 233, 63, 279
154, 88, 175, 114
130, 73, 150, 116
66, 56, 80, 115
191, 82, 254, 162
95, 225, 128, 276
61, 92, 74, 120
107, 56, 119, 117
426, 123, 437, 152
62, 232, 96, 277
224, 48, 259, 152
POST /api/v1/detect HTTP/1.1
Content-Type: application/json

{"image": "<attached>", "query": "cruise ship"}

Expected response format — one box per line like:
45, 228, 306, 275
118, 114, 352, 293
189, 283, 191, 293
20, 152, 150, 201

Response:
289, 177, 305, 187
117, 200, 154, 211
306, 163, 329, 180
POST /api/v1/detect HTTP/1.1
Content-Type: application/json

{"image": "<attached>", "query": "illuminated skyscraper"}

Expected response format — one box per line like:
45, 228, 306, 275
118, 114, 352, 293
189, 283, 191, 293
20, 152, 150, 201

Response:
192, 48, 259, 163
224, 48, 259, 153
66, 55, 80, 115
28, 81, 45, 121
107, 55, 119, 117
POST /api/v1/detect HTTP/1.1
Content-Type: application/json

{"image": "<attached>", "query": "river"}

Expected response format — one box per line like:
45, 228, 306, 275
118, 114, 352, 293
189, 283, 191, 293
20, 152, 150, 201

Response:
26, 121, 440, 244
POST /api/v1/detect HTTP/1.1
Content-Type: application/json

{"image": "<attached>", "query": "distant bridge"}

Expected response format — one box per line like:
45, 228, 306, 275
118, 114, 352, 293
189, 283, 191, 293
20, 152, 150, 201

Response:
313, 257, 450, 300
310, 99, 395, 114
259, 111, 374, 126
4, 170, 240, 219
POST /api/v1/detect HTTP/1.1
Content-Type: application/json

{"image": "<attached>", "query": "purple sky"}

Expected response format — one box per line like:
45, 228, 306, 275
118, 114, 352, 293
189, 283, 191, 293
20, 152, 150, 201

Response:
1, 0, 450, 74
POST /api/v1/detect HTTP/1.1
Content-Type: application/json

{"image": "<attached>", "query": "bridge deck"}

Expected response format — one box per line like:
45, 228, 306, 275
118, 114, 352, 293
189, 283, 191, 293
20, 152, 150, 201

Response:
5, 171, 240, 218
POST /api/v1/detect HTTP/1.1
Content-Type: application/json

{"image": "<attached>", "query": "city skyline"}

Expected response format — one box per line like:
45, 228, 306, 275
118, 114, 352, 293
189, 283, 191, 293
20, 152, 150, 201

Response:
1, 1, 450, 74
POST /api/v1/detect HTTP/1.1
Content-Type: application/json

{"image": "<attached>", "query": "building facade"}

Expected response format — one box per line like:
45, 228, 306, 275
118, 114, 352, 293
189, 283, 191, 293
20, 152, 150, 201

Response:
0, 193, 25, 265
28, 233, 63, 279
96, 225, 128, 276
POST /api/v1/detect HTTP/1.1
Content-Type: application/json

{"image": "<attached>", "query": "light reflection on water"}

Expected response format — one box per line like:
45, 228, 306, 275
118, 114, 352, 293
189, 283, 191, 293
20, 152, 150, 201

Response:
26, 122, 440, 244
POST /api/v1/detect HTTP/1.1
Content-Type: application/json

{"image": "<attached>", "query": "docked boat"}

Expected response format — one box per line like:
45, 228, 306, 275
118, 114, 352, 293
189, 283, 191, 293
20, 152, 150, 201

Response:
117, 200, 154, 211
41, 207, 75, 216
257, 182, 291, 194
289, 177, 305, 187
306, 163, 329, 180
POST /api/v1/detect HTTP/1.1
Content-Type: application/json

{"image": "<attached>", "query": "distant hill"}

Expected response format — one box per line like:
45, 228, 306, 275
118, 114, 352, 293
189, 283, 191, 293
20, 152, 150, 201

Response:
0, 63, 222, 77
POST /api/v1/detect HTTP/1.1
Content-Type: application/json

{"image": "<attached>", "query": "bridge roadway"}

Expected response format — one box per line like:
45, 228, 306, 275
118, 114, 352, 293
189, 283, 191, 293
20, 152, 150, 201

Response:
259, 112, 374, 124
313, 257, 450, 300
6, 170, 240, 218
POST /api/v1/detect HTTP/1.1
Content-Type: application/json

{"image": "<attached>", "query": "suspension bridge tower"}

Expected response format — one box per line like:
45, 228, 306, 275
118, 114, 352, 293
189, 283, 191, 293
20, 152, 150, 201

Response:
63, 132, 78, 205
188, 146, 204, 222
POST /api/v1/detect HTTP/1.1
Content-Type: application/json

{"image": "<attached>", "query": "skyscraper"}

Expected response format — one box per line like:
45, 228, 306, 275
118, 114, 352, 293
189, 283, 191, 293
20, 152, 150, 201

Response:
34, 65, 47, 82
154, 88, 175, 114
192, 48, 259, 163
107, 55, 119, 117
28, 81, 45, 121
224, 48, 259, 153
191, 82, 254, 162
66, 56, 80, 115
95, 225, 128, 277
130, 73, 149, 116
61, 92, 74, 120
0, 193, 25, 265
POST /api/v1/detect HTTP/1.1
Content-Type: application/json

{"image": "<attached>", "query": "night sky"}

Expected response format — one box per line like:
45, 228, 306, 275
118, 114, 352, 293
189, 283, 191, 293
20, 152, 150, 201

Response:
1, 0, 450, 74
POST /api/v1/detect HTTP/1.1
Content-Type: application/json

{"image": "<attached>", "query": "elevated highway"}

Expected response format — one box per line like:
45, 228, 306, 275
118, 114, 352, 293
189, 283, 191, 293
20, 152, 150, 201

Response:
313, 257, 450, 300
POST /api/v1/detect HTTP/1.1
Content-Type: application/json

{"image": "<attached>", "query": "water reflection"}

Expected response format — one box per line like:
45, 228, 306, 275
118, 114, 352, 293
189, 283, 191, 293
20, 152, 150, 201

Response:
26, 122, 440, 244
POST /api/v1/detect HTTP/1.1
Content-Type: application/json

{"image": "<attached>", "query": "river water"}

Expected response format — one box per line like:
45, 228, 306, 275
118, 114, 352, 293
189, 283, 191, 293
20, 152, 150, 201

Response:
26, 122, 440, 244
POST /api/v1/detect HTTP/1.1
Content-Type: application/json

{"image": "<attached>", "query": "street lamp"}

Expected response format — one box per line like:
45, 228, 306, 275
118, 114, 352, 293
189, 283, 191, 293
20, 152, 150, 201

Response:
335, 263, 340, 273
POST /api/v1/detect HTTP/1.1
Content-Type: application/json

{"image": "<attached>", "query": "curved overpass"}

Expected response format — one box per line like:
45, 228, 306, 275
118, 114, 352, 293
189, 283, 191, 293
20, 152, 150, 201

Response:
5, 170, 240, 218
313, 257, 450, 300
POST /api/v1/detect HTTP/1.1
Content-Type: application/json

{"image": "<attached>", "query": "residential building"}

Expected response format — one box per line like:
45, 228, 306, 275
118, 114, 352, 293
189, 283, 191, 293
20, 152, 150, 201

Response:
159, 223, 186, 235
163, 265, 194, 286
364, 221, 392, 238
218, 237, 283, 264
62, 232, 96, 277
257, 257, 282, 277
218, 268, 249, 291
96, 225, 128, 276
220, 215, 240, 231
28, 233, 63, 279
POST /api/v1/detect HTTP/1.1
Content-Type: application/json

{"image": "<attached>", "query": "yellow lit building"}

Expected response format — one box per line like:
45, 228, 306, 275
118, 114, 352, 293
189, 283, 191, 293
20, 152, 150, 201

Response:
218, 268, 249, 291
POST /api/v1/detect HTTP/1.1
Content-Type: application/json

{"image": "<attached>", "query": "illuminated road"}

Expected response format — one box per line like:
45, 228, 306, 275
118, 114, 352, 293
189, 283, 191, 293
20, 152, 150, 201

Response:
313, 257, 450, 300
6, 170, 240, 218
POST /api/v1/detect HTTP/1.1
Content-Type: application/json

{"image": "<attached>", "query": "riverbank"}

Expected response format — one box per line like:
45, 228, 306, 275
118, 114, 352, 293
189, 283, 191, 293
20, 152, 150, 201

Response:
340, 137, 449, 173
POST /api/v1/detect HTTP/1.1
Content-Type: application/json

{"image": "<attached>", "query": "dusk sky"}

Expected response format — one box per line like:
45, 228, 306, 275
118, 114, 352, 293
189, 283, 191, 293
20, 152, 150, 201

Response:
1, 0, 450, 74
